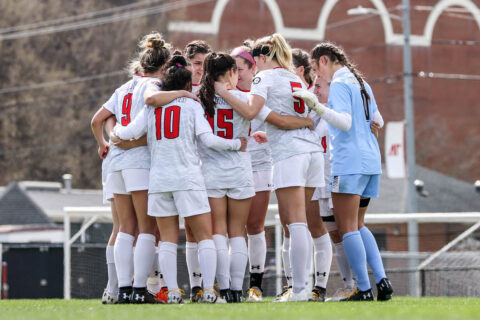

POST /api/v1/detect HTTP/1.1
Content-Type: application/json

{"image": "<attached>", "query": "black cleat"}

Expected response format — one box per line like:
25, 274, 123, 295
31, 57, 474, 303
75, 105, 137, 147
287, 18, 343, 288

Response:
117, 286, 133, 304
219, 289, 234, 303
343, 288, 374, 301
310, 286, 326, 302
231, 290, 243, 303
190, 286, 203, 303
131, 287, 160, 304
376, 278, 393, 301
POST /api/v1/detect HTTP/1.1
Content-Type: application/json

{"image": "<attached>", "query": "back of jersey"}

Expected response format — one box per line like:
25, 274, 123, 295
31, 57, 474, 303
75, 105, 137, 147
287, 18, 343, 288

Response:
197, 90, 253, 189
108, 76, 157, 172
147, 97, 206, 193
250, 68, 322, 163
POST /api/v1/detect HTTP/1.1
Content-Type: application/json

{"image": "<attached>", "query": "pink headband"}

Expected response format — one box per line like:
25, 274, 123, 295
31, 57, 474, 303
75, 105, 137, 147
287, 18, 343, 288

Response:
231, 47, 255, 67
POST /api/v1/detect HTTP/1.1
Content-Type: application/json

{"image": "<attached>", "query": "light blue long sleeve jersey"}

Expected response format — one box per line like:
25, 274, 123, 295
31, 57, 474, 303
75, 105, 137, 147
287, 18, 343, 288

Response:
327, 67, 382, 176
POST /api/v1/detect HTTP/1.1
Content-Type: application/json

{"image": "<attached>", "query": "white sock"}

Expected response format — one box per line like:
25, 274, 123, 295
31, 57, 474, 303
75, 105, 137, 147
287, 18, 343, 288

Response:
288, 223, 309, 293
247, 231, 266, 273
304, 231, 313, 288
147, 246, 160, 294
186, 242, 203, 288
114, 232, 134, 288
198, 239, 217, 289
229, 237, 248, 291
282, 236, 292, 287
133, 233, 156, 288
213, 234, 230, 290
313, 233, 332, 289
157, 241, 166, 288
158, 242, 178, 289
334, 242, 355, 289
106, 245, 118, 294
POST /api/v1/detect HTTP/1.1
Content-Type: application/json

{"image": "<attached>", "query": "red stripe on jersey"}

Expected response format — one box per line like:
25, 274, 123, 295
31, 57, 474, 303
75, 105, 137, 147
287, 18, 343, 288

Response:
236, 86, 250, 93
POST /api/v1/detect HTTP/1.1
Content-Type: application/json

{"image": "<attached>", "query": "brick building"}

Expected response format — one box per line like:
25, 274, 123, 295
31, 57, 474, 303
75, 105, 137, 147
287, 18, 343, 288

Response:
165, 0, 480, 184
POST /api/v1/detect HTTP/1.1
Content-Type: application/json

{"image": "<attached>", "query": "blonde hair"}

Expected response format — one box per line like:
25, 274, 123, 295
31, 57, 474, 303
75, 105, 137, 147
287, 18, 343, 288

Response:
254, 33, 293, 72
138, 32, 171, 74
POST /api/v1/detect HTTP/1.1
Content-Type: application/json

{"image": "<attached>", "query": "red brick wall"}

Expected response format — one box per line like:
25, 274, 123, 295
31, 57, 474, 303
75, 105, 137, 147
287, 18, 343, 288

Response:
167, 0, 480, 183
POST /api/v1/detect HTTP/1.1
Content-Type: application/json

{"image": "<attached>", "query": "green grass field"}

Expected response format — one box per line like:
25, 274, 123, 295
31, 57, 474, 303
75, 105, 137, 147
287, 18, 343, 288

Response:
1, 297, 479, 320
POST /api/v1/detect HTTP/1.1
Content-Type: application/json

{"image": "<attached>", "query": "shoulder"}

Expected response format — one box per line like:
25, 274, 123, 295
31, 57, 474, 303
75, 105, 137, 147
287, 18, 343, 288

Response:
230, 89, 248, 102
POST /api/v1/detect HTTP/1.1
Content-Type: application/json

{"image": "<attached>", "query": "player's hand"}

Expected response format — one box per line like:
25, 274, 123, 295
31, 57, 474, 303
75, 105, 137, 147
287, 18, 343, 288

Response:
293, 88, 327, 116
182, 90, 201, 103
109, 132, 121, 144
305, 115, 314, 130
252, 131, 268, 144
214, 81, 228, 96
115, 139, 134, 150
371, 120, 381, 139
238, 137, 248, 152
98, 143, 109, 159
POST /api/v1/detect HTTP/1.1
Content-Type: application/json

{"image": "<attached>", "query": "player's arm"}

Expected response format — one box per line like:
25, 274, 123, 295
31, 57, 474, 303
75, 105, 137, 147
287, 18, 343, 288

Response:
259, 106, 314, 130
112, 107, 148, 140
115, 135, 148, 150
144, 88, 199, 106
293, 87, 351, 131
91, 106, 113, 159
214, 82, 264, 120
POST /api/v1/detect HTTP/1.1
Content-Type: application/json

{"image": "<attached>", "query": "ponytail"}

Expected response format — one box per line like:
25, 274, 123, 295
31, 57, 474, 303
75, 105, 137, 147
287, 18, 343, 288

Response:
252, 33, 293, 72
162, 55, 192, 91
311, 42, 370, 113
198, 52, 237, 118
138, 32, 171, 74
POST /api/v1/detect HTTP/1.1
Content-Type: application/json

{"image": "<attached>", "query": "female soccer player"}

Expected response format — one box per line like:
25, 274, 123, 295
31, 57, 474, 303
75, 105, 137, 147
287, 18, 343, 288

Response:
231, 42, 272, 302
113, 55, 246, 304
293, 41, 393, 301
184, 40, 212, 93
292, 48, 332, 302
214, 34, 325, 302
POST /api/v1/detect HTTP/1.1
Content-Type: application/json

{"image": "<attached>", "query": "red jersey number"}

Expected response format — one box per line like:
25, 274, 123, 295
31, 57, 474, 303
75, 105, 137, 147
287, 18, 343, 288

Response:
321, 136, 327, 153
207, 109, 234, 139
121, 93, 133, 126
290, 82, 305, 114
155, 106, 181, 140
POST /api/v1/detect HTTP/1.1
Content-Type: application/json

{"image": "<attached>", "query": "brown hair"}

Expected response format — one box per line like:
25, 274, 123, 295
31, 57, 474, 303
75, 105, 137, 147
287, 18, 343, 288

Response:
138, 32, 171, 74
198, 52, 237, 118
292, 48, 314, 87
252, 33, 293, 72
162, 55, 192, 92
184, 40, 212, 60
127, 58, 143, 76
311, 41, 371, 110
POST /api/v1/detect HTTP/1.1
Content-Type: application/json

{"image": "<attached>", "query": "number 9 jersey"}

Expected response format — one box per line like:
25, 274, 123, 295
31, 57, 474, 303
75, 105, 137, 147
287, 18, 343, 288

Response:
250, 68, 323, 163
196, 90, 253, 190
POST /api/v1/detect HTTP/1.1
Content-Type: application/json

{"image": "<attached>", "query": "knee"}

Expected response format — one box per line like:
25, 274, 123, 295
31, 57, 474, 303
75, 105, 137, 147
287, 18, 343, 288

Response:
329, 230, 343, 244
246, 223, 264, 235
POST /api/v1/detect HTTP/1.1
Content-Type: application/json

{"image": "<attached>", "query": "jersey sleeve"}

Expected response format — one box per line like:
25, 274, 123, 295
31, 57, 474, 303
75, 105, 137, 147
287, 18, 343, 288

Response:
198, 132, 241, 151
113, 106, 148, 140
193, 103, 214, 136
102, 89, 118, 114
255, 105, 272, 122
250, 71, 272, 101
328, 82, 352, 115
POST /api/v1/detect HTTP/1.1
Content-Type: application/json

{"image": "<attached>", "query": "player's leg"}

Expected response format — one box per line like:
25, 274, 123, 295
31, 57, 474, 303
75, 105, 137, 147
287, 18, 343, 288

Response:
184, 221, 203, 302
103, 198, 119, 304
306, 196, 332, 302
227, 191, 253, 302
332, 188, 373, 301
209, 194, 231, 301
246, 188, 270, 302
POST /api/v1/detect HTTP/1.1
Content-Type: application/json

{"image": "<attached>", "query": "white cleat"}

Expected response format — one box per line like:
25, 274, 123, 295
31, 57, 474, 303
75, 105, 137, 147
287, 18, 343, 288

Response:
102, 288, 118, 304
289, 288, 309, 302
326, 287, 356, 302
273, 287, 292, 303
247, 287, 263, 302
203, 288, 227, 304
167, 288, 186, 304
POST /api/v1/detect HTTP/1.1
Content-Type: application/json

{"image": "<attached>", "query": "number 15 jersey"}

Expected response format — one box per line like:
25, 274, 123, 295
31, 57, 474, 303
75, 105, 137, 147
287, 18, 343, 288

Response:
196, 90, 253, 190
250, 68, 323, 163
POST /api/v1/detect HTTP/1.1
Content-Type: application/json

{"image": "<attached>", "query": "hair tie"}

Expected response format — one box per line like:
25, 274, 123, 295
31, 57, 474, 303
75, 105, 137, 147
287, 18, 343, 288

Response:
176, 63, 183, 68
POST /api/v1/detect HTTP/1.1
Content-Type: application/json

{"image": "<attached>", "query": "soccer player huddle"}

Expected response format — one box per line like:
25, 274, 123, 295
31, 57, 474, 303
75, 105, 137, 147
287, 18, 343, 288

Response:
91, 31, 393, 304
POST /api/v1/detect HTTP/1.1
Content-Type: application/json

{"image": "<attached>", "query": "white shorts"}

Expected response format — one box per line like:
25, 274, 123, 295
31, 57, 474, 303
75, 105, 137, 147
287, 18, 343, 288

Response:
148, 190, 211, 218
273, 152, 325, 190
207, 187, 255, 200
319, 198, 336, 232
106, 168, 149, 195
102, 186, 114, 205
253, 170, 274, 192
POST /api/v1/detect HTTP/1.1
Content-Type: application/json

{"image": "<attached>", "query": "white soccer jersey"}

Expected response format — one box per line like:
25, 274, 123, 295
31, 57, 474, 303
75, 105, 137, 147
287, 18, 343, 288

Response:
104, 76, 154, 172
311, 110, 331, 199
192, 84, 200, 94
232, 88, 273, 172
197, 90, 253, 190
114, 97, 240, 193
250, 68, 322, 163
